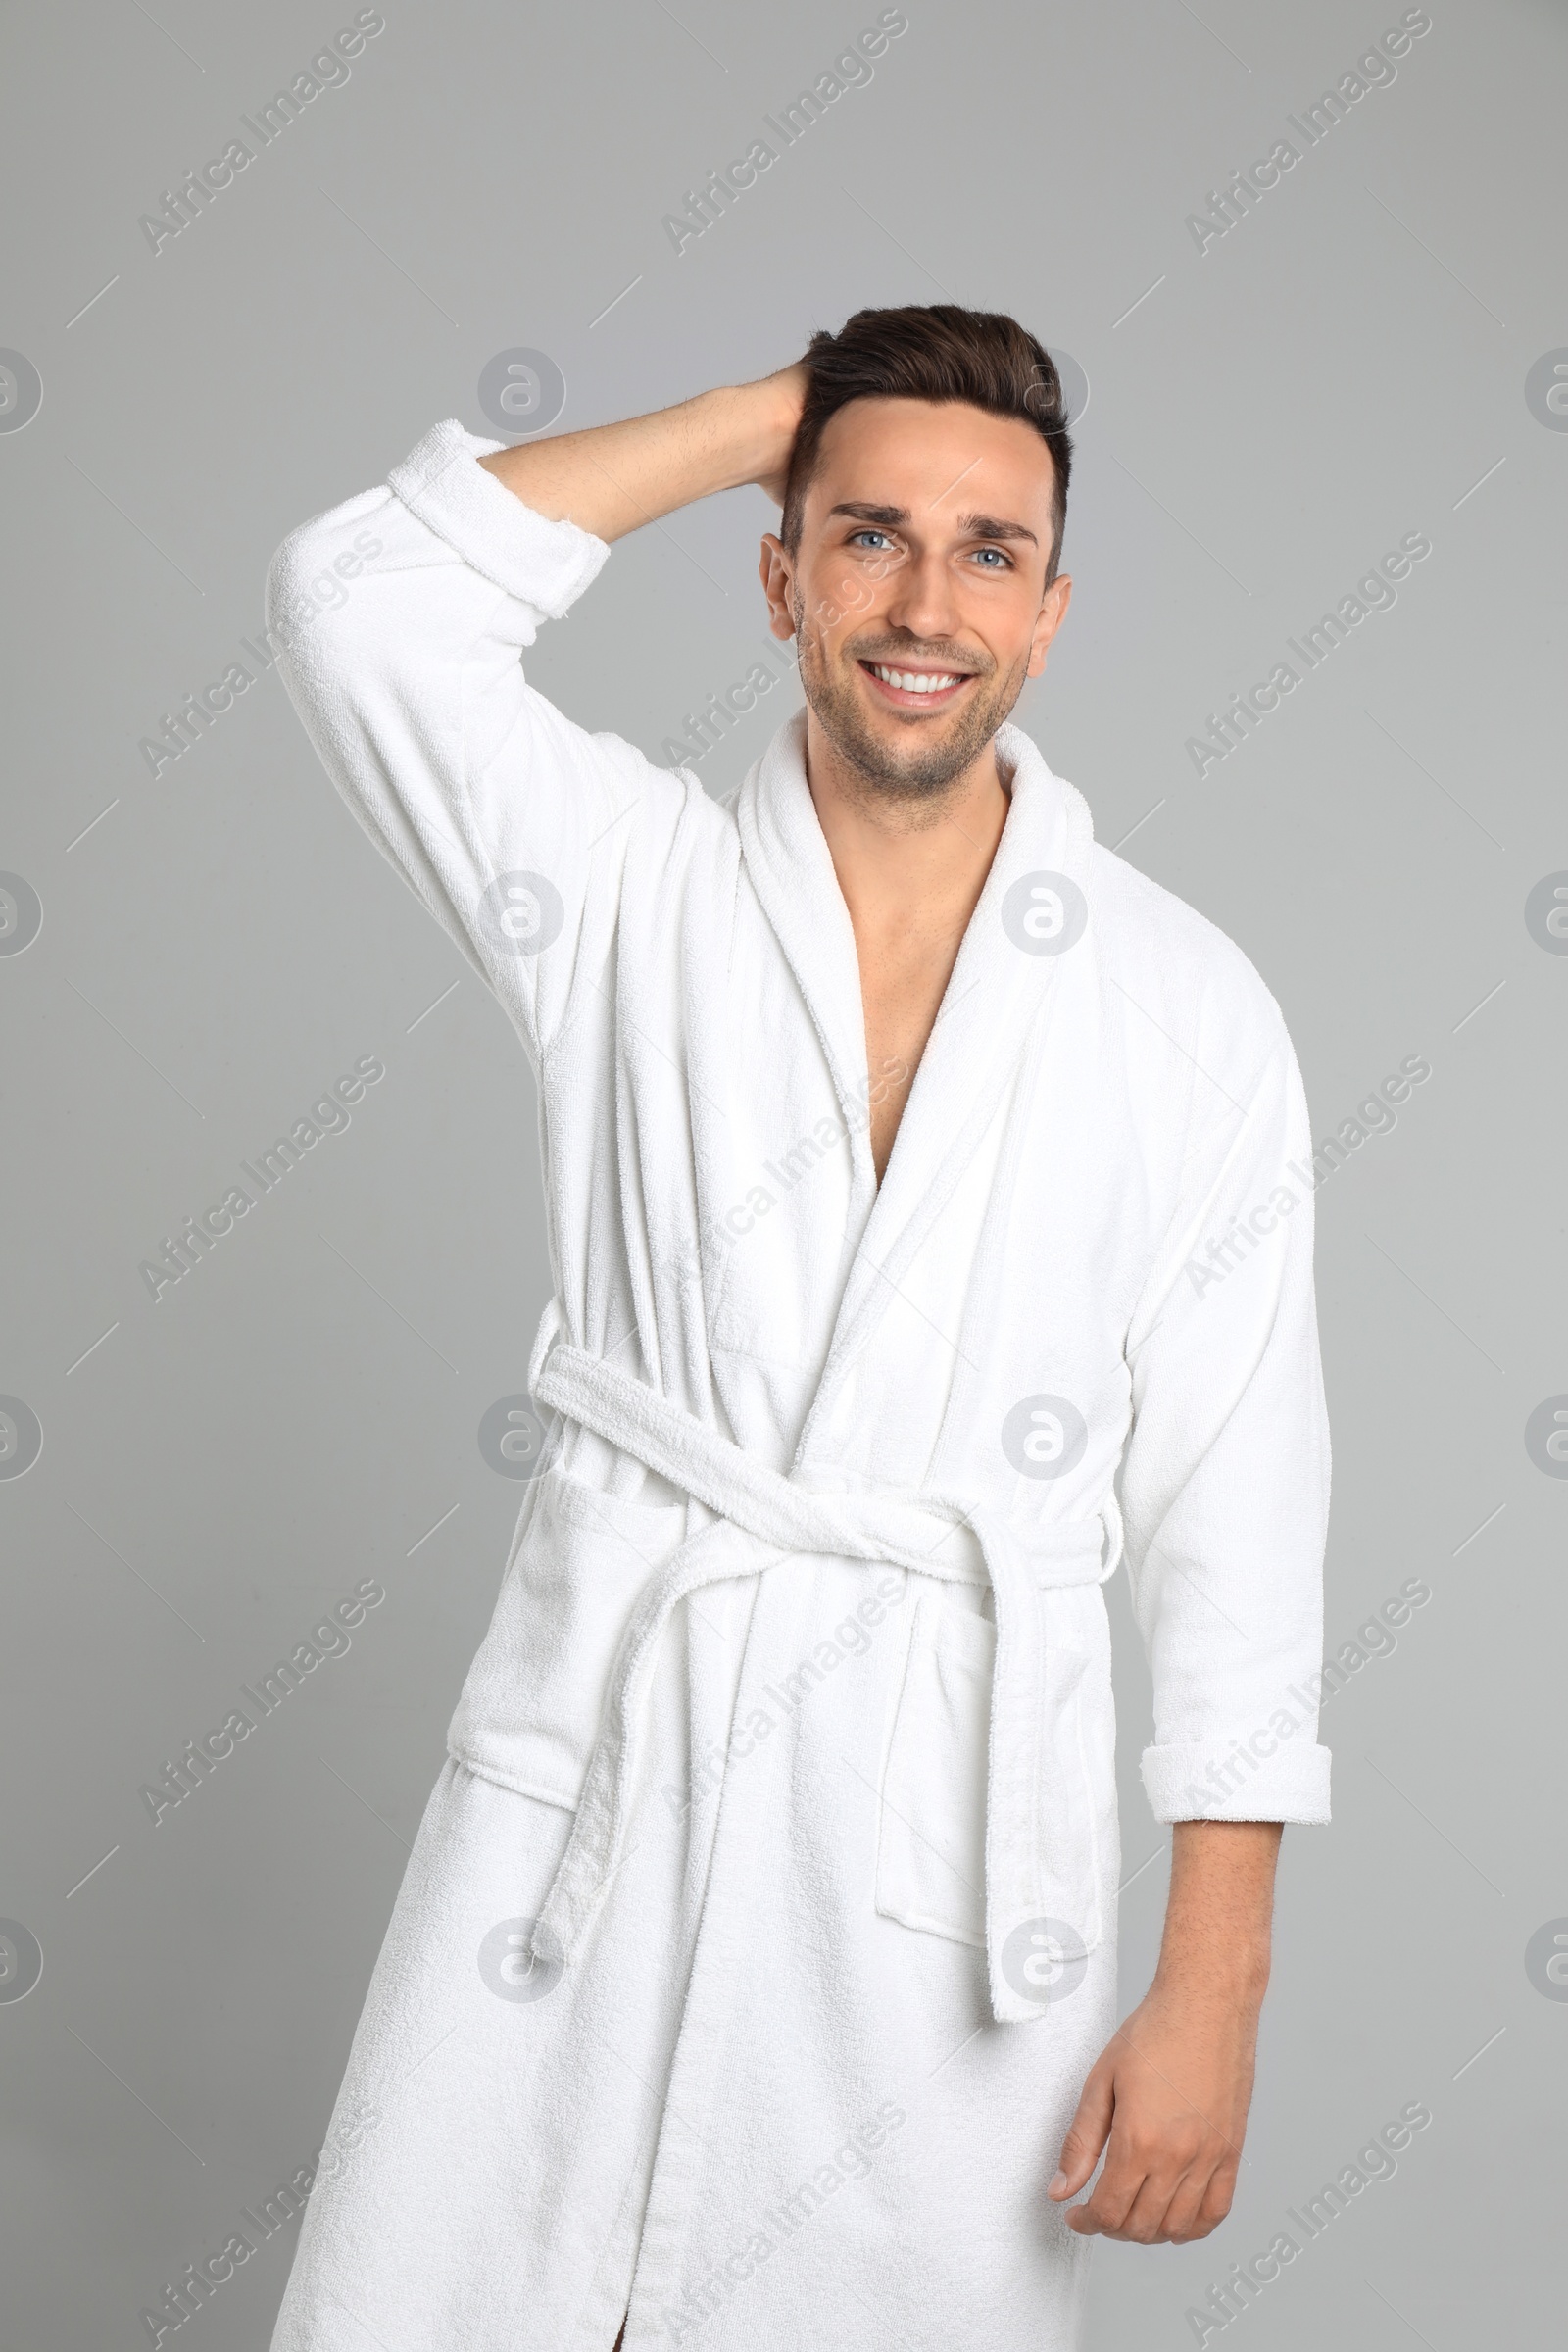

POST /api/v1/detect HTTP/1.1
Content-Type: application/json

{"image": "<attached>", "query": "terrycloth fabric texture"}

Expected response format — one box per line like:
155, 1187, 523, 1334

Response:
263, 420, 1332, 2352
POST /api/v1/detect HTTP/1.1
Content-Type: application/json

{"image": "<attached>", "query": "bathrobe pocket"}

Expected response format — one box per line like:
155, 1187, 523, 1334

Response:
874, 1589, 1113, 1954
445, 1466, 690, 1811
875, 1593, 994, 1946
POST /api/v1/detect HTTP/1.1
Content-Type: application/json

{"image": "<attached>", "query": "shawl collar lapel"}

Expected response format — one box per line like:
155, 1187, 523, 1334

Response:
734, 706, 877, 1182
735, 710, 1098, 1450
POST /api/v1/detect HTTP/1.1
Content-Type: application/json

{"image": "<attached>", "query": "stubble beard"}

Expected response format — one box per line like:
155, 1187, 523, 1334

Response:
790, 588, 1028, 805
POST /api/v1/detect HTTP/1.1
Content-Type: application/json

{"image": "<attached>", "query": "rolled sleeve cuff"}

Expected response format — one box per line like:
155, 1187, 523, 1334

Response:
386, 417, 611, 616
1142, 1737, 1331, 1825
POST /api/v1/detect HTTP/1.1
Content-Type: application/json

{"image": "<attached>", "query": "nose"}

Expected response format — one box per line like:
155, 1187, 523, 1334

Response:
881, 541, 963, 647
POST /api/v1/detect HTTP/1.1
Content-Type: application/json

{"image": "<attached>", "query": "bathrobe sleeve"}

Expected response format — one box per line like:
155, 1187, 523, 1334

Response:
1118, 1004, 1333, 1825
265, 417, 684, 1060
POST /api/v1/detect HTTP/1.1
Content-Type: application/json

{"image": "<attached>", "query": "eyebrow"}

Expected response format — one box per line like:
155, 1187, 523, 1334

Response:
826, 500, 1039, 548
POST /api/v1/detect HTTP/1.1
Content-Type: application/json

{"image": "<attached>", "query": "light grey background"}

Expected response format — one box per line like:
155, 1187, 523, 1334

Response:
2, 0, 1563, 2344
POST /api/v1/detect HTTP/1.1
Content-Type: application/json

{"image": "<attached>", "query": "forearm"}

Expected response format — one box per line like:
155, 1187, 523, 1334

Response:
1156, 1819, 1281, 2007
476, 371, 802, 543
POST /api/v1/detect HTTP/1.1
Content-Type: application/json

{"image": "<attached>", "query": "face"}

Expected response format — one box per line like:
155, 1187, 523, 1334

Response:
760, 396, 1071, 799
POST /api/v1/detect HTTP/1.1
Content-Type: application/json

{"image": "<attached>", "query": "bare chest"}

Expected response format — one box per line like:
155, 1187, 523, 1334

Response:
859, 938, 965, 1184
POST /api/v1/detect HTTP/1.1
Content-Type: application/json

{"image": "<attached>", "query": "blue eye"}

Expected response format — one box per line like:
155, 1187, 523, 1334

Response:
849, 529, 893, 549
973, 547, 1009, 568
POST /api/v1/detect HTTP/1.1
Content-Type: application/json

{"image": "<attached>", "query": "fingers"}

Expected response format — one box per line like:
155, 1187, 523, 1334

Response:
1048, 2059, 1114, 2201
1065, 2166, 1139, 2237
1156, 2159, 1218, 2245
1063, 2132, 1175, 2241
1067, 2143, 1238, 2244
1181, 2157, 1241, 2243
1076, 2159, 1194, 2244
1064, 2104, 1237, 2244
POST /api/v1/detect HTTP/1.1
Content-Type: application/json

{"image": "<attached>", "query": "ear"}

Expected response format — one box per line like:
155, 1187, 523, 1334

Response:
759, 533, 798, 645
1025, 571, 1072, 679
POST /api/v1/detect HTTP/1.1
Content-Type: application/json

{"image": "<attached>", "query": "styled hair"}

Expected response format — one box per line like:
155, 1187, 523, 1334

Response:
780, 303, 1072, 584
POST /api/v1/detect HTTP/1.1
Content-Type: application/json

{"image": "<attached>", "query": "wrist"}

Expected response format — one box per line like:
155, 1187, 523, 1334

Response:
1153, 1936, 1271, 2007
697, 380, 796, 495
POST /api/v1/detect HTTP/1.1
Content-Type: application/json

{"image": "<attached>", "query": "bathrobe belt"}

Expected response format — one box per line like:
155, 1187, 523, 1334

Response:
525, 1304, 1122, 2025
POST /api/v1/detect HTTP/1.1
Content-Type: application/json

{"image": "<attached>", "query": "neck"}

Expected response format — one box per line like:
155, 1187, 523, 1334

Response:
803, 709, 1012, 946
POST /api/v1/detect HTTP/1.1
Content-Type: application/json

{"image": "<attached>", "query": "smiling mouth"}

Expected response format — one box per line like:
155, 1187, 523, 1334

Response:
858, 660, 978, 710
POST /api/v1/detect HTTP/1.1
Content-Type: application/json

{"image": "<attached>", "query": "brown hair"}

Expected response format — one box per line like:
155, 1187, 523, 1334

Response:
780, 303, 1073, 585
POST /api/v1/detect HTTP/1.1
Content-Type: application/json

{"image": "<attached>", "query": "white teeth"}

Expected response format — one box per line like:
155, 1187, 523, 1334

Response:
869, 665, 964, 694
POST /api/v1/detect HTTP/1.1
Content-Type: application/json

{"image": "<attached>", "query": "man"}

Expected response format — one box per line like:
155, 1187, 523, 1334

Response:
266, 305, 1330, 2352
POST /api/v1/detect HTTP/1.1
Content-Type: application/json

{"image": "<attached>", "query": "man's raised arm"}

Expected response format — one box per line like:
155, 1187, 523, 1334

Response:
263, 363, 801, 1059
476, 364, 808, 540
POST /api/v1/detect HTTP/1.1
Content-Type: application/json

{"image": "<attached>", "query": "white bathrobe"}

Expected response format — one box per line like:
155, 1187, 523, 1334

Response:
262, 420, 1331, 2352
